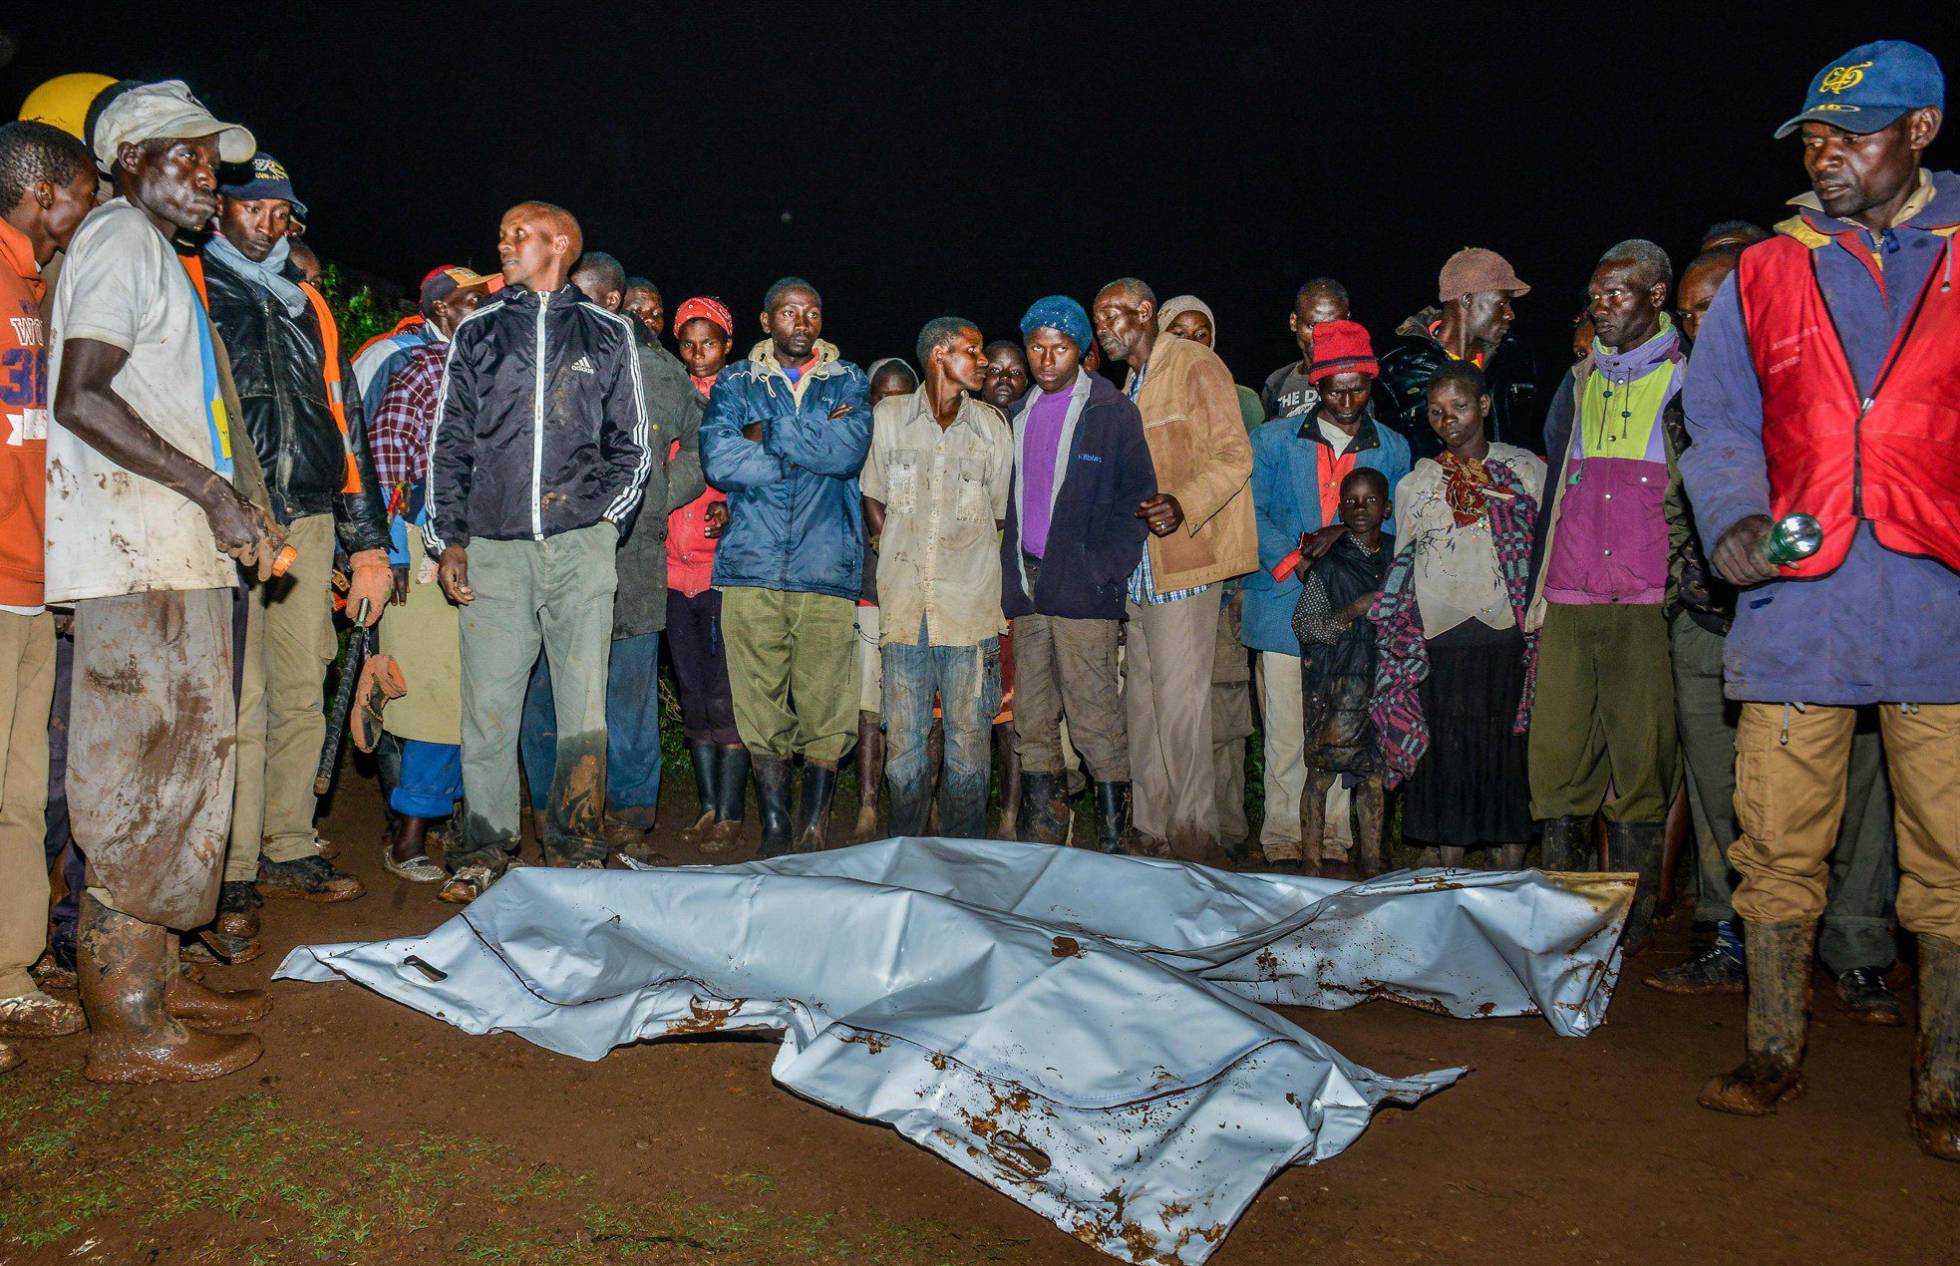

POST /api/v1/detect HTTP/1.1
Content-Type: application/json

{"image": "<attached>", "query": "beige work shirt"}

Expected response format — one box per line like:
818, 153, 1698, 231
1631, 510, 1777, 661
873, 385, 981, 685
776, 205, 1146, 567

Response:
861, 386, 1013, 648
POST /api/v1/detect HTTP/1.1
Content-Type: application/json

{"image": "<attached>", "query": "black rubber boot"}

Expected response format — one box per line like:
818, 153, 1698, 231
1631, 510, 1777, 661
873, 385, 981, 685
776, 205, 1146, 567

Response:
1019, 771, 1066, 845
702, 746, 750, 855
1092, 782, 1131, 855
794, 763, 839, 853
1699, 919, 1816, 1116
753, 757, 794, 858
849, 712, 883, 844
683, 741, 718, 839
1606, 820, 1665, 951
1911, 932, 1960, 1161
1539, 815, 1594, 872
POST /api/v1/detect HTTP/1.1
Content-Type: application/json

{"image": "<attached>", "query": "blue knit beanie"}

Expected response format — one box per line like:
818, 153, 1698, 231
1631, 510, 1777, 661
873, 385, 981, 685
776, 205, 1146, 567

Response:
1019, 295, 1093, 354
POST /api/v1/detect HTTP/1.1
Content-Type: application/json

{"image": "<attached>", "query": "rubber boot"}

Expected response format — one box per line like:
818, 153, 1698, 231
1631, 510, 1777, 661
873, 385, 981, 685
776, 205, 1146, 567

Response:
1019, 771, 1066, 845
1495, 843, 1527, 870
1909, 932, 1960, 1161
1539, 815, 1594, 871
77, 896, 262, 1085
794, 762, 839, 853
849, 712, 883, 844
753, 757, 794, 859
1698, 919, 1816, 1116
1606, 821, 1665, 952
682, 741, 718, 840
996, 725, 1021, 838
1092, 782, 1131, 855
703, 746, 749, 855
164, 934, 273, 1029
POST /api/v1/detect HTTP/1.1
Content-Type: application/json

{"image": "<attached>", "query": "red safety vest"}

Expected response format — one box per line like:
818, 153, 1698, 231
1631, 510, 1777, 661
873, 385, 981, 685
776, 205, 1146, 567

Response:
179, 254, 363, 495
1737, 222, 1960, 577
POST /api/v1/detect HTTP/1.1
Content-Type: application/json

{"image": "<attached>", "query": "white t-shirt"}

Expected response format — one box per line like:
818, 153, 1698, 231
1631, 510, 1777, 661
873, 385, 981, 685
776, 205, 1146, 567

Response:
1318, 418, 1356, 456
45, 199, 235, 603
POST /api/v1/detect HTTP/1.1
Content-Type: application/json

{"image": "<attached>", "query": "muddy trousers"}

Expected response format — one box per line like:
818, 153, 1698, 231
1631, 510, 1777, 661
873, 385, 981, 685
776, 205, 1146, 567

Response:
1527, 602, 1678, 824
720, 586, 857, 766
522, 630, 663, 830
456, 525, 617, 869
70, 589, 236, 930
1672, 614, 1896, 972
0, 612, 54, 1000
224, 514, 336, 880
1732, 701, 1958, 943
1011, 611, 1127, 782
1124, 593, 1219, 849
882, 624, 1000, 839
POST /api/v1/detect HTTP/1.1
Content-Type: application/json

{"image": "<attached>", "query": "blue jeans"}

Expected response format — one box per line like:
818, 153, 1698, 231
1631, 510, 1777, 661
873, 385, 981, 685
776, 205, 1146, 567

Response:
522, 630, 663, 829
390, 739, 462, 819
881, 621, 999, 839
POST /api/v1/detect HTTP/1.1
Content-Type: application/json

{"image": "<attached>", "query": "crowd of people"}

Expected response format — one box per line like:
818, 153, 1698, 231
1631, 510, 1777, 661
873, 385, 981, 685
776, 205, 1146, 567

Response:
0, 38, 1954, 1164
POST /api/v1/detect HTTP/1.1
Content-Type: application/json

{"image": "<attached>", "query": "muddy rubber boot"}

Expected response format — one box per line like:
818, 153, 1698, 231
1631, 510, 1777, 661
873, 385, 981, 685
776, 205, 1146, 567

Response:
996, 726, 1021, 838
163, 934, 272, 1029
793, 762, 839, 853
78, 896, 262, 1085
1092, 782, 1131, 855
1606, 821, 1665, 952
1494, 843, 1527, 870
1698, 919, 1816, 1117
848, 713, 883, 844
753, 757, 795, 859
1909, 932, 1960, 1161
682, 741, 718, 840
1354, 777, 1386, 877
1019, 771, 1066, 845
1539, 815, 1594, 872
702, 746, 750, 855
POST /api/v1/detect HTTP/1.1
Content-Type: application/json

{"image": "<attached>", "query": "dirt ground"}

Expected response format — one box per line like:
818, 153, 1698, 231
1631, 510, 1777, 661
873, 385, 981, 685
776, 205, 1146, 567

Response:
4, 772, 1958, 1266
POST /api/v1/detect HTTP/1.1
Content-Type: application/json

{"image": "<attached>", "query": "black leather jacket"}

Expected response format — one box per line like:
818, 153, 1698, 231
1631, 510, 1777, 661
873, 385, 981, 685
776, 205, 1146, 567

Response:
1374, 307, 1544, 462
199, 248, 390, 554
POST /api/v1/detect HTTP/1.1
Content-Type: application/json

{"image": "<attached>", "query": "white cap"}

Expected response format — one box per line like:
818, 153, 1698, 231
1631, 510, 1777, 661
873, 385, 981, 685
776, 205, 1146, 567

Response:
92, 80, 255, 172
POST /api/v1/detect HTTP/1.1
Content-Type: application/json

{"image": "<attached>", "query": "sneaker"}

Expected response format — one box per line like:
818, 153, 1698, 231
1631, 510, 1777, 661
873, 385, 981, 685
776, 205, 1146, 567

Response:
258, 855, 366, 904
1644, 920, 1746, 994
437, 863, 497, 905
215, 880, 264, 938
0, 989, 87, 1039
1836, 966, 1904, 1026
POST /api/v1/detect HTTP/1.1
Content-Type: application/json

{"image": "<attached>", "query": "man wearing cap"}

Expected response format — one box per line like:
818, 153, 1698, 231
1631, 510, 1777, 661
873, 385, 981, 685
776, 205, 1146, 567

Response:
1682, 39, 1960, 1159
1244, 320, 1410, 871
1377, 248, 1540, 459
1091, 278, 1256, 863
352, 265, 500, 409
1525, 238, 1684, 950
48, 79, 282, 1082
1002, 297, 1155, 851
199, 151, 389, 912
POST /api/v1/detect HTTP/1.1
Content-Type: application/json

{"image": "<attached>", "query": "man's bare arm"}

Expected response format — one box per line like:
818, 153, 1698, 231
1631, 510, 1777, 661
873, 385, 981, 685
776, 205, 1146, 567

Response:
54, 337, 281, 578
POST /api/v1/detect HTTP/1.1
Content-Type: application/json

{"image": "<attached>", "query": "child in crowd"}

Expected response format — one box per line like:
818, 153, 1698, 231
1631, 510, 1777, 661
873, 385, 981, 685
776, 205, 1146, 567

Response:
1291, 468, 1393, 877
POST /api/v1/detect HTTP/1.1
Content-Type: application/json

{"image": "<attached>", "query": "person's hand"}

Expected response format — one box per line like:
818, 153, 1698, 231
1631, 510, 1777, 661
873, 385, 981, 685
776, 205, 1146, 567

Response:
345, 550, 392, 625
390, 565, 410, 606
704, 501, 730, 539
1342, 590, 1379, 621
1301, 523, 1346, 562
1135, 493, 1185, 536
740, 421, 763, 442
829, 403, 855, 420
1712, 514, 1781, 586
438, 543, 474, 604
203, 486, 283, 582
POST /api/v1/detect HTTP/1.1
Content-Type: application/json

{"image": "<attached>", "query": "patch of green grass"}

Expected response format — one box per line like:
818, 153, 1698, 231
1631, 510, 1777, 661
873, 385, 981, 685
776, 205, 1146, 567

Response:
0, 1071, 1022, 1264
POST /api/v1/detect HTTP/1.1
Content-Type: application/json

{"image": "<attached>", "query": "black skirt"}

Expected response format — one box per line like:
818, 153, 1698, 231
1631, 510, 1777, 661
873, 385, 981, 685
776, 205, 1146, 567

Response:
1401, 621, 1531, 847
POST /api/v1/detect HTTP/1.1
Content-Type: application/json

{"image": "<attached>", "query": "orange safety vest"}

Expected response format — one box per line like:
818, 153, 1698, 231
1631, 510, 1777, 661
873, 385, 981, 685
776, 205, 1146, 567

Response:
179, 254, 364, 495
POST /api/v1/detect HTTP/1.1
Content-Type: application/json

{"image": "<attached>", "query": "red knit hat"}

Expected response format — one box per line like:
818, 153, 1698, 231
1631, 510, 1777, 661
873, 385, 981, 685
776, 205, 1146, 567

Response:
1307, 320, 1379, 382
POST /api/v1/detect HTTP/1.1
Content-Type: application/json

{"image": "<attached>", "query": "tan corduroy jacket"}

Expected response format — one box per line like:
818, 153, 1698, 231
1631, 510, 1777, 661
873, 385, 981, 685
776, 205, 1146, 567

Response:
1127, 333, 1257, 591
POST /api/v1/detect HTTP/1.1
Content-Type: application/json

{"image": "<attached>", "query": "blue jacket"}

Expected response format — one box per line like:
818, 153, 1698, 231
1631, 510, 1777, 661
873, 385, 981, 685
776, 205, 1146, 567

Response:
1242, 407, 1409, 654
1681, 169, 1960, 705
1001, 370, 1155, 621
702, 339, 871, 600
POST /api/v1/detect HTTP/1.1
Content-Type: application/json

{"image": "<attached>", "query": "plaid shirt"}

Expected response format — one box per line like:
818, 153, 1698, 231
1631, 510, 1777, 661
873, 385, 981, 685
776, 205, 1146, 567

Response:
369, 341, 446, 492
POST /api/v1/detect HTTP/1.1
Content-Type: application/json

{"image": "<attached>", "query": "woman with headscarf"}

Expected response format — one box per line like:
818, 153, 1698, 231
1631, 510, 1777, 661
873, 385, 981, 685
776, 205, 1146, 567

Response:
667, 297, 746, 851
1371, 362, 1546, 869
1157, 295, 1264, 434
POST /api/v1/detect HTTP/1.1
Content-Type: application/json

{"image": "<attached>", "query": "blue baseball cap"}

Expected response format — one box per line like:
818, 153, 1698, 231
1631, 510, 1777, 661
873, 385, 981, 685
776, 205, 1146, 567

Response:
1775, 40, 1945, 138
218, 151, 309, 220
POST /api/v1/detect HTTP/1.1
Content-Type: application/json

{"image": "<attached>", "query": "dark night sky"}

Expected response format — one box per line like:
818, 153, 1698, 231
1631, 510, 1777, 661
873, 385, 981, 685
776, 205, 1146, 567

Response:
3, 3, 1954, 386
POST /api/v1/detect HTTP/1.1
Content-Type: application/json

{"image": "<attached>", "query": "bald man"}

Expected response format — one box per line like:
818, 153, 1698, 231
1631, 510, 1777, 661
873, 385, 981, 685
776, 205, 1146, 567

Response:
424, 201, 652, 902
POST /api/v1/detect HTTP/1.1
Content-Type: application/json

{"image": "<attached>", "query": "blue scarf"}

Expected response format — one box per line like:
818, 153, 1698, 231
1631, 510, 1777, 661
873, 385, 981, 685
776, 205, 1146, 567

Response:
204, 231, 308, 317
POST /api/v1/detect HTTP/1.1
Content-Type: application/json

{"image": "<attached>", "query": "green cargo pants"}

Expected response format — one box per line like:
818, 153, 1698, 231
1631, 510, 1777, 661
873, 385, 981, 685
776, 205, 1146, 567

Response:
1527, 601, 1679, 825
720, 586, 857, 766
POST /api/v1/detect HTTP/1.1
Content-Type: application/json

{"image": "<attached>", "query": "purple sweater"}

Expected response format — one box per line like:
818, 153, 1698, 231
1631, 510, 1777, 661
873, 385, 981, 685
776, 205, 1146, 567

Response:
1680, 169, 1960, 705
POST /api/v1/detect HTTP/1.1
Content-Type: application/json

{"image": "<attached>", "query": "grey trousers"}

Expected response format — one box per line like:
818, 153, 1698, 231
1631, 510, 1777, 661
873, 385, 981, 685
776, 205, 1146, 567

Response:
1125, 592, 1220, 849
456, 524, 617, 868
1670, 612, 1897, 972
1011, 612, 1127, 782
